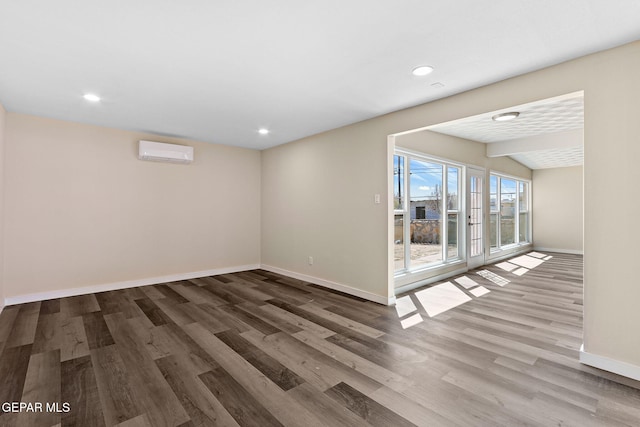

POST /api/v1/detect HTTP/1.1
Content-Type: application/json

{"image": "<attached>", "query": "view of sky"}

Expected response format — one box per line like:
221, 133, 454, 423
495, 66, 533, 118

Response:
394, 156, 459, 203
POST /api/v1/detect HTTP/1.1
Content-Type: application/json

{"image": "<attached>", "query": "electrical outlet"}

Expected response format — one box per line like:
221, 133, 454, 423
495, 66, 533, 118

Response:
374, 194, 381, 204
308, 256, 314, 265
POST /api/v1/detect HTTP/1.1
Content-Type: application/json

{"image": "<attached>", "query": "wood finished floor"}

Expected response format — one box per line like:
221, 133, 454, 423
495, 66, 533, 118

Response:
1, 253, 639, 426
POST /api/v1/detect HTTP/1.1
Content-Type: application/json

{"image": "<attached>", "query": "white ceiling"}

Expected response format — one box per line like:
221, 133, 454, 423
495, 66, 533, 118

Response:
427, 95, 584, 143
510, 146, 583, 170
427, 93, 584, 169
0, 1, 639, 150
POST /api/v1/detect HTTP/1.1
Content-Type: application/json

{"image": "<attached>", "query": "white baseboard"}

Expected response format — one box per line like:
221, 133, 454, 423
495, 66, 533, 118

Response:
486, 245, 533, 264
260, 264, 394, 306
534, 247, 584, 255
580, 345, 640, 381
3, 264, 261, 306
4, 263, 395, 307
394, 266, 468, 295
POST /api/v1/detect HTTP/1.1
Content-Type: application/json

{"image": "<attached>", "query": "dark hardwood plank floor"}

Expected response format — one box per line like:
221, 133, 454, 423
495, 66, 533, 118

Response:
1, 252, 639, 426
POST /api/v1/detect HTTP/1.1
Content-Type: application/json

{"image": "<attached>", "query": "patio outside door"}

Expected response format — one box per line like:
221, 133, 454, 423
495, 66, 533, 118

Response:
467, 168, 485, 269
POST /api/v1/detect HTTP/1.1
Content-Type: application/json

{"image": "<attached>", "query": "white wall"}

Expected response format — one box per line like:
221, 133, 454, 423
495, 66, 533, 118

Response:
3, 114, 261, 301
533, 166, 583, 253
262, 40, 640, 374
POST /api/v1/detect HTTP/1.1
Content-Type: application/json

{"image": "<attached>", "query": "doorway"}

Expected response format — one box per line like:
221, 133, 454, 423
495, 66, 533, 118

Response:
466, 167, 485, 269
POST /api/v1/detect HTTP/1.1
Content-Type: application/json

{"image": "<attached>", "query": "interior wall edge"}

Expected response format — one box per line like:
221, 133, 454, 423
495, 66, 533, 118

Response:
580, 345, 640, 382
3, 263, 260, 306
0, 101, 5, 315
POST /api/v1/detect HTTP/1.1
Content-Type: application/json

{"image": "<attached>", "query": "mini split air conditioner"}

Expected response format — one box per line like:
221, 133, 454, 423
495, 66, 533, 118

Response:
138, 140, 194, 164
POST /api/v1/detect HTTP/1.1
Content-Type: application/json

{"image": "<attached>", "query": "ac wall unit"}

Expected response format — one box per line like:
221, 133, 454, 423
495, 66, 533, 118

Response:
138, 140, 194, 164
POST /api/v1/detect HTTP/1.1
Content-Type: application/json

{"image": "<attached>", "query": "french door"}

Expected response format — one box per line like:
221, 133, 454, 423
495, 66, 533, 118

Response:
466, 168, 485, 269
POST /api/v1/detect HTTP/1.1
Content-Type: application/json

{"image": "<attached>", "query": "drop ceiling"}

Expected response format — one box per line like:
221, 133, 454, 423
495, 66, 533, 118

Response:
0, 1, 639, 150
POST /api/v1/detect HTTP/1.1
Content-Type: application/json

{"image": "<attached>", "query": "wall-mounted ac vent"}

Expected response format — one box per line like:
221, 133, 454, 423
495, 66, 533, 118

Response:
138, 140, 194, 164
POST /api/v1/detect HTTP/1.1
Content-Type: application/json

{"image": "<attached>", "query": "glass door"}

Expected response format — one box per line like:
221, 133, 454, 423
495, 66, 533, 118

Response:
467, 168, 485, 269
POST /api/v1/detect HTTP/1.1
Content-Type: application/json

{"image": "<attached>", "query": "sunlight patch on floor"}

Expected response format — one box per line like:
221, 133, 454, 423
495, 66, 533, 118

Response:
510, 255, 545, 269
476, 270, 510, 286
395, 295, 417, 318
513, 267, 529, 276
496, 261, 518, 272
395, 252, 552, 326
454, 276, 480, 289
498, 252, 552, 277
415, 282, 472, 317
400, 313, 423, 329
470, 286, 490, 297
528, 252, 547, 259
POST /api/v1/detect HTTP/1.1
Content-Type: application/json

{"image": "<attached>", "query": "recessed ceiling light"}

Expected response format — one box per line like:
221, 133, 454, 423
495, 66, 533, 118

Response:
83, 93, 101, 102
492, 112, 520, 122
258, 128, 270, 135
412, 65, 434, 76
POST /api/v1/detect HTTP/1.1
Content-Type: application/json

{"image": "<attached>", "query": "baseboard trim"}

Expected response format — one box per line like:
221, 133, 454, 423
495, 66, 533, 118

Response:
5, 263, 395, 307
4, 264, 261, 306
394, 266, 468, 295
486, 245, 533, 264
260, 264, 394, 306
580, 345, 640, 381
534, 247, 584, 255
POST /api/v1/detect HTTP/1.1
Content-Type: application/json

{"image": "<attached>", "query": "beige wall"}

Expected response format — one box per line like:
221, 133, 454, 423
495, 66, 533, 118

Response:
262, 41, 640, 369
4, 114, 261, 298
0, 102, 5, 311
261, 120, 389, 299
397, 131, 532, 180
533, 167, 583, 253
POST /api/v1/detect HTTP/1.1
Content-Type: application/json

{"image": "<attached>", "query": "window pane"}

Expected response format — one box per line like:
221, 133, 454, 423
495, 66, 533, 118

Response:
447, 213, 458, 259
447, 167, 459, 210
394, 215, 405, 271
409, 159, 443, 269
410, 218, 442, 268
501, 216, 515, 246
490, 175, 498, 212
519, 212, 528, 243
500, 178, 516, 246
410, 159, 443, 219
394, 155, 404, 210
519, 182, 528, 211
490, 213, 498, 249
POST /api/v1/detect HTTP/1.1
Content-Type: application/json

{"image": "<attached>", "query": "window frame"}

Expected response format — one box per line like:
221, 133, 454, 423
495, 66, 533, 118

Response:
489, 172, 531, 253
394, 149, 463, 274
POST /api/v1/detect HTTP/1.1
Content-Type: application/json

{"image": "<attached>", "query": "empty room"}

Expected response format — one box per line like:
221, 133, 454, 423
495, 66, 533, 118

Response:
1, 1, 640, 426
